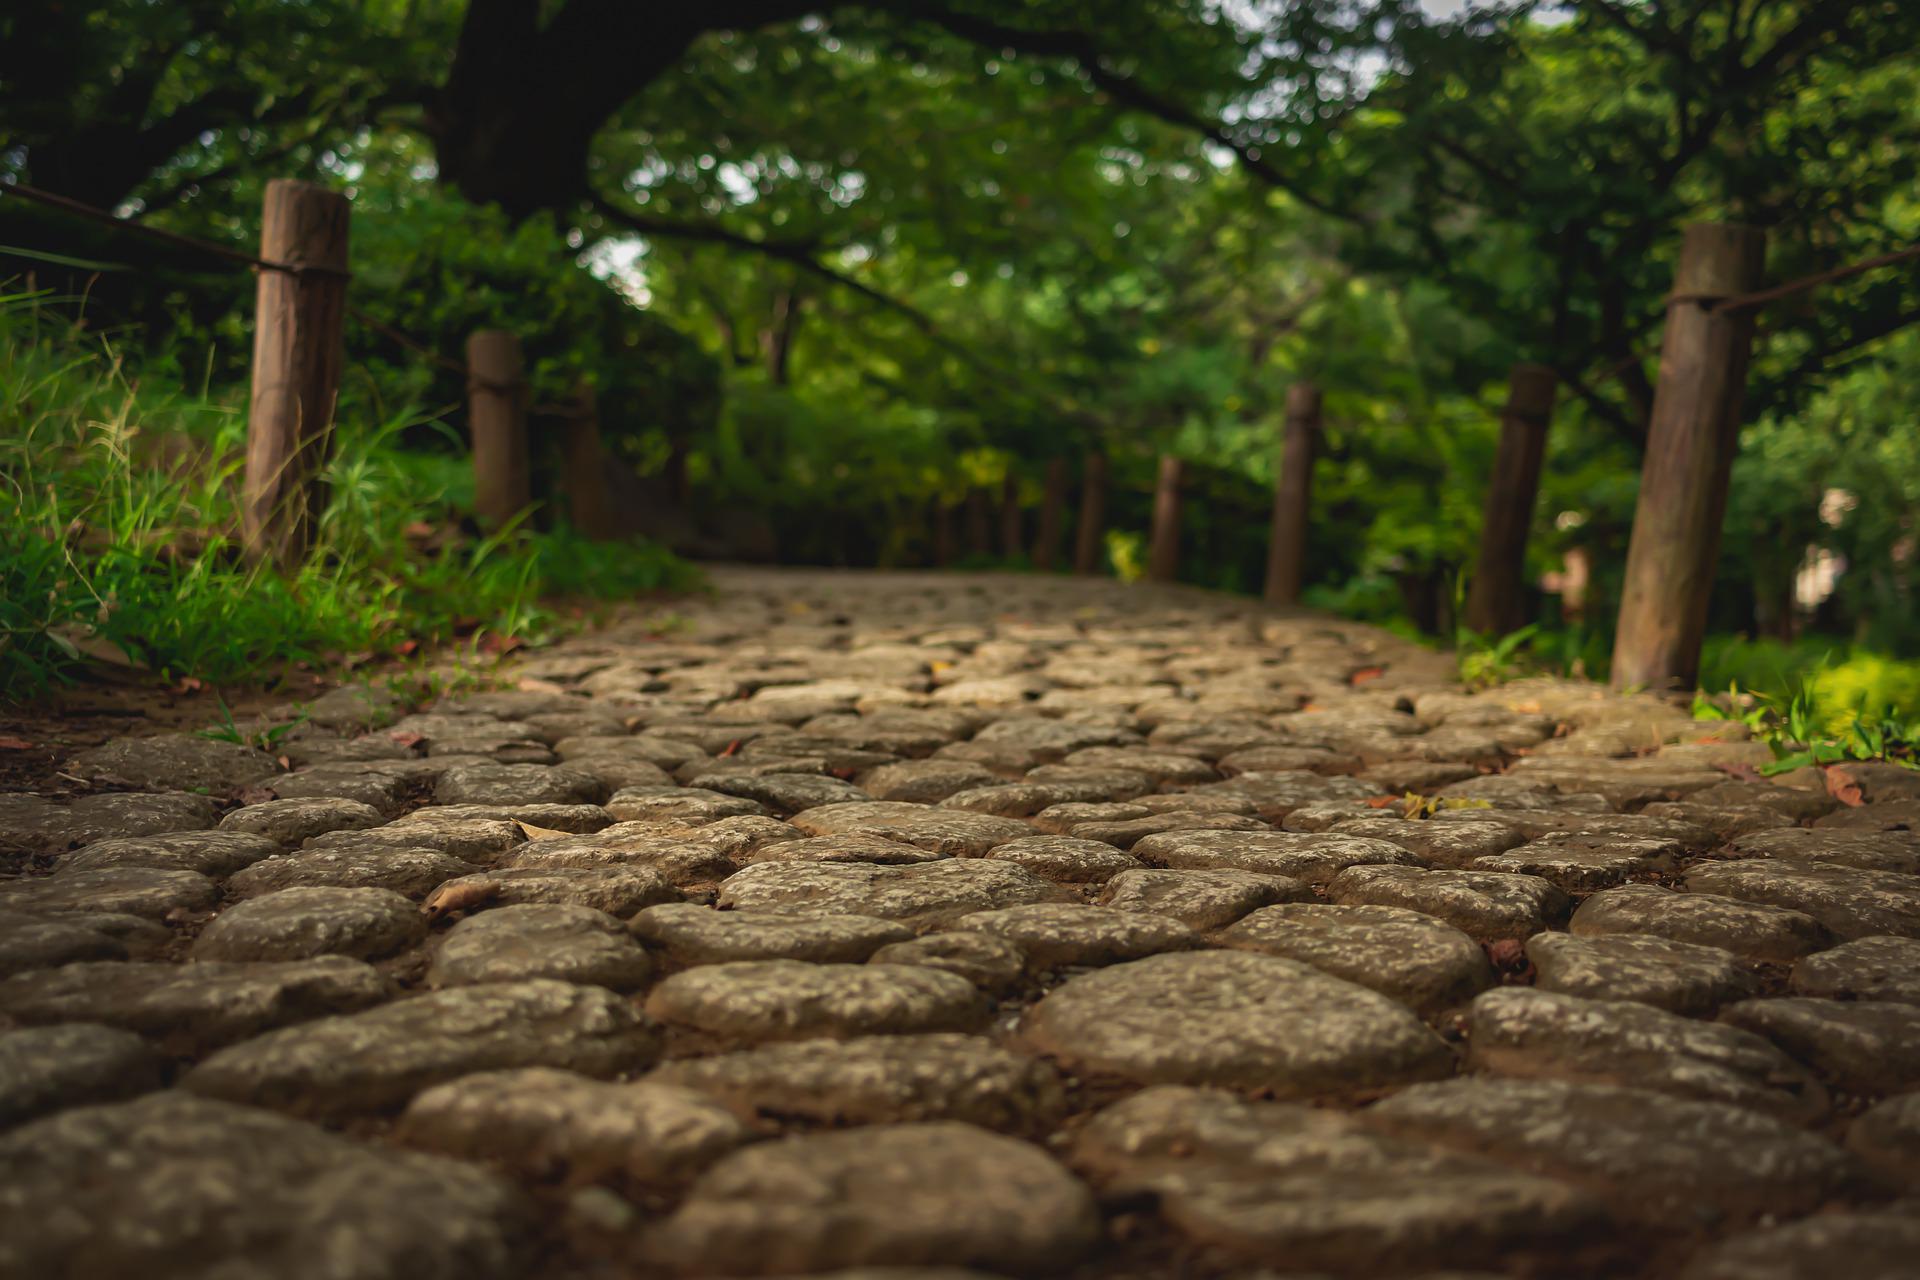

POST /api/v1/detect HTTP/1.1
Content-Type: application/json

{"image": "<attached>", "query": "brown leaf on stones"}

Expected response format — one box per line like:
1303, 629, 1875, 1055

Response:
1823, 766, 1865, 807
422, 879, 498, 921
1350, 665, 1386, 685
516, 821, 574, 840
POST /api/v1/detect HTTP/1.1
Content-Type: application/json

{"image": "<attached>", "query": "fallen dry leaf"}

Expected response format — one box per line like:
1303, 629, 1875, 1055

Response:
718, 738, 744, 757
1823, 765, 1865, 807
1349, 666, 1386, 686
422, 879, 498, 921
515, 820, 574, 840
1713, 761, 1765, 783
388, 731, 426, 748
0, 737, 35, 751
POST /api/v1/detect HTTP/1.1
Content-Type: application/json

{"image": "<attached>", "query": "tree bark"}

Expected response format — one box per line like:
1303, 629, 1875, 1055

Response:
1262, 381, 1321, 605
1463, 364, 1558, 634
242, 179, 350, 567
1033, 457, 1070, 570
964, 487, 994, 558
1073, 451, 1109, 575
998, 472, 1024, 560
1611, 222, 1766, 691
467, 329, 531, 527
1147, 454, 1184, 583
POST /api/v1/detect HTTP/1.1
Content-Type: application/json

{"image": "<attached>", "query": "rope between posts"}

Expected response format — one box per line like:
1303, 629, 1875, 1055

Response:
1669, 241, 1920, 314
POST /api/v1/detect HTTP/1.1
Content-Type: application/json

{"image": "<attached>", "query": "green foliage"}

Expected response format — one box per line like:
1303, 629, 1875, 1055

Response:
0, 296, 695, 703
1692, 682, 1919, 776
1455, 624, 1541, 691
200, 698, 309, 752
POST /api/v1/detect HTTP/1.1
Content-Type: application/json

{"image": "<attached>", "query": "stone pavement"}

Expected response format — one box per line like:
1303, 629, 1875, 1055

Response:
1, 567, 1917, 1279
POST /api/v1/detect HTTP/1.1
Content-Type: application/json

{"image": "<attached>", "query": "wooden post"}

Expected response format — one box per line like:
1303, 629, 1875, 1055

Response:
467, 329, 530, 526
1612, 222, 1766, 691
933, 499, 956, 567
998, 472, 1024, 559
1262, 381, 1322, 605
1073, 450, 1108, 575
556, 383, 616, 539
242, 180, 350, 566
1463, 364, 1558, 634
1033, 457, 1070, 570
964, 487, 993, 557
1147, 454, 1184, 583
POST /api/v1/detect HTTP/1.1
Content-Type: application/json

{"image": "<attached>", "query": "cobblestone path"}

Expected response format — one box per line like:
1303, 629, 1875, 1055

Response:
2, 568, 1917, 1279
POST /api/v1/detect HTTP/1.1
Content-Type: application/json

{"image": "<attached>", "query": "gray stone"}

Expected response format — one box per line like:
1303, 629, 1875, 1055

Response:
434, 762, 609, 806
718, 859, 1068, 930
218, 796, 385, 846
1685, 861, 1920, 940
643, 1122, 1099, 1276
192, 886, 424, 962
788, 801, 1030, 855
1100, 867, 1311, 931
0, 910, 126, 977
1135, 829, 1423, 884
429, 903, 653, 991
739, 833, 946, 865
0, 865, 217, 920
1471, 834, 1670, 892
1847, 1091, 1920, 1184
649, 1033, 1066, 1133
0, 1023, 165, 1127
645, 960, 987, 1043
985, 835, 1142, 883
397, 1067, 748, 1190
1326, 816, 1526, 868
1570, 883, 1835, 963
67, 733, 280, 790
859, 760, 1001, 803
1678, 1211, 1920, 1280
1720, 997, 1920, 1095
1363, 1078, 1865, 1227
0, 1093, 527, 1280
867, 932, 1027, 994
1018, 950, 1453, 1095
1729, 828, 1920, 874
1068, 810, 1269, 850
0, 957, 387, 1052
1218, 903, 1494, 1014
950, 903, 1199, 971
1529, 932, 1757, 1015
606, 786, 767, 824
633, 902, 913, 965
1070, 1085, 1601, 1273
182, 979, 661, 1117
54, 791, 221, 846
268, 768, 411, 813
229, 845, 480, 899
56, 829, 282, 877
1466, 988, 1827, 1122
1790, 936, 1920, 1004
306, 816, 525, 860
689, 771, 871, 813
421, 864, 681, 919
1328, 865, 1569, 940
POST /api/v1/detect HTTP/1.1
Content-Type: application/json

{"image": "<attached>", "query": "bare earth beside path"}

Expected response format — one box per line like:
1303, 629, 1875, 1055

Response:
2, 567, 1917, 1279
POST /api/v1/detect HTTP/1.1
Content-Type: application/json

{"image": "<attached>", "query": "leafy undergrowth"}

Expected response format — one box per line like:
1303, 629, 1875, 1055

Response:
0, 293, 697, 703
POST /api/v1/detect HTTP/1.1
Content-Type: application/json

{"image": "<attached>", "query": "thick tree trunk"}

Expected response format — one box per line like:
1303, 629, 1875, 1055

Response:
1262, 382, 1321, 605
1073, 451, 1109, 575
965, 487, 994, 558
1463, 364, 1558, 635
1033, 458, 1070, 570
1147, 455, 1184, 584
999, 473, 1024, 560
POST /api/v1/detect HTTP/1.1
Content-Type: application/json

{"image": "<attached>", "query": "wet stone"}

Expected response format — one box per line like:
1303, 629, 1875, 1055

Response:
1018, 950, 1453, 1095
1791, 935, 1920, 1004
1136, 830, 1423, 884
642, 1121, 1099, 1277
0, 1092, 528, 1280
789, 801, 1031, 855
648, 1033, 1065, 1133
1327, 865, 1569, 941
646, 960, 987, 1043
0, 910, 127, 977
400, 801, 615, 833
1847, 1091, 1920, 1184
430, 904, 654, 991
0, 956, 388, 1052
718, 859, 1068, 930
1326, 817, 1526, 868
739, 833, 946, 866
1677, 1210, 1920, 1280
230, 845, 480, 899
1466, 988, 1828, 1122
1217, 903, 1495, 1014
1363, 1078, 1864, 1228
0, 1023, 166, 1127
1686, 861, 1920, 941
1070, 1085, 1601, 1274
950, 903, 1199, 972
57, 829, 282, 878
1570, 883, 1835, 963
1728, 828, 1920, 875
633, 902, 913, 965
192, 886, 424, 962
218, 796, 385, 846
689, 771, 871, 814
423, 864, 681, 919
182, 978, 661, 1118
397, 1067, 749, 1191
434, 762, 609, 806
1719, 997, 1920, 1095
0, 865, 218, 920
1100, 867, 1311, 931
1529, 932, 1757, 1016
982, 835, 1142, 883
67, 732, 280, 791
867, 932, 1027, 995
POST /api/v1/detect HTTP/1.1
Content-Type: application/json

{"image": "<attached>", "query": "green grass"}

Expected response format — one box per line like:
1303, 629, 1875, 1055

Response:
0, 291, 697, 703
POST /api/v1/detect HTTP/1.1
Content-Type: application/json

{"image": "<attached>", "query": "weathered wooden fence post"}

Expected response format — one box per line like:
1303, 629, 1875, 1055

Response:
1611, 222, 1767, 691
1147, 454, 1184, 583
1463, 364, 1558, 634
1073, 451, 1109, 575
1262, 381, 1321, 605
556, 382, 616, 539
999, 472, 1024, 560
1033, 457, 1070, 570
467, 329, 530, 527
242, 179, 350, 566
